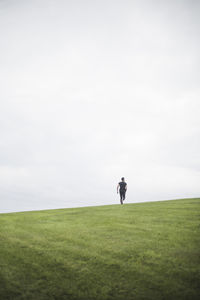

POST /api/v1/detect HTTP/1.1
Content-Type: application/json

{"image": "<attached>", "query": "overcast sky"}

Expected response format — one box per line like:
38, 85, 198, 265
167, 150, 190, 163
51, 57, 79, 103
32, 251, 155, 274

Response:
0, 0, 199, 213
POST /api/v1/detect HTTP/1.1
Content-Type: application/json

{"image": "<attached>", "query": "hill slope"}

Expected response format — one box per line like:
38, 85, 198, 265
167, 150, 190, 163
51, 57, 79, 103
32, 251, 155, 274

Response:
0, 198, 200, 300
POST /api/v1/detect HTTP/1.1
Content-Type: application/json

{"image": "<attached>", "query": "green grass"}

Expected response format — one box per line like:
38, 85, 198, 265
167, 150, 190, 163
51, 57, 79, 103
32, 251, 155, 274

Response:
0, 198, 200, 300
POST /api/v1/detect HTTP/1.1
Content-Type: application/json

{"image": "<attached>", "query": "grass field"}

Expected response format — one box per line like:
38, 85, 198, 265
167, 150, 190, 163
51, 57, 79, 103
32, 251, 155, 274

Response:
0, 198, 199, 300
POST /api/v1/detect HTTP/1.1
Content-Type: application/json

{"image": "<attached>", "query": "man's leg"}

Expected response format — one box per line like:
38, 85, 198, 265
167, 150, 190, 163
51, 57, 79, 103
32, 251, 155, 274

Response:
123, 191, 126, 201
120, 191, 123, 204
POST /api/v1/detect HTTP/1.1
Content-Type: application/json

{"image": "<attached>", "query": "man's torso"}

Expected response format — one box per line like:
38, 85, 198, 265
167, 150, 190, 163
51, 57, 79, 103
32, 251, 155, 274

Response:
119, 181, 127, 191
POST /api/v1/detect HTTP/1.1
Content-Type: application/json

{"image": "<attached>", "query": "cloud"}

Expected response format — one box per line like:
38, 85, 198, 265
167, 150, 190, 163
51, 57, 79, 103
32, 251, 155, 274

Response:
0, 0, 199, 212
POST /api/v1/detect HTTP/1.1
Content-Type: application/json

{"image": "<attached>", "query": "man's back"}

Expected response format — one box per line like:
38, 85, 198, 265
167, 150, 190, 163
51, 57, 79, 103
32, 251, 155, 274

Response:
119, 181, 127, 190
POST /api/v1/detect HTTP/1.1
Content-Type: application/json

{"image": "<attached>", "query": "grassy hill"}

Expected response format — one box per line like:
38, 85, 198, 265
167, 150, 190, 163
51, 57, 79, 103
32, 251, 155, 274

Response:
0, 198, 199, 300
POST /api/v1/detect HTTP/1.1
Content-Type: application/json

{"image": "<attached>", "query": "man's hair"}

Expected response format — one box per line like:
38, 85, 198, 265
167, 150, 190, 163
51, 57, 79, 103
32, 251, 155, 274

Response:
121, 177, 124, 181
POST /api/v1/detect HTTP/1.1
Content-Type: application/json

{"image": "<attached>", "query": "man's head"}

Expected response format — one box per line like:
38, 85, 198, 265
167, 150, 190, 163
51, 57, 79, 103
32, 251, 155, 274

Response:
121, 177, 125, 181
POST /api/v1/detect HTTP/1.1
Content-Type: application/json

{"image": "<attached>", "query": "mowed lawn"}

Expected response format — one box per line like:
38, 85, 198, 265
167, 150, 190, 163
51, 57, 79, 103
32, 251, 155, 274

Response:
0, 199, 199, 300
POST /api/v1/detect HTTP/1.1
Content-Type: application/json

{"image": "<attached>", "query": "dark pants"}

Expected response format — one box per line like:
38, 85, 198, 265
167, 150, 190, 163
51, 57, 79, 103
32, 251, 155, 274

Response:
120, 190, 126, 204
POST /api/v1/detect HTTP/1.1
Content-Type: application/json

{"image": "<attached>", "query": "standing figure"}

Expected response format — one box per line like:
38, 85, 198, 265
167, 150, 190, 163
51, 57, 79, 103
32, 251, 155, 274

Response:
117, 177, 127, 205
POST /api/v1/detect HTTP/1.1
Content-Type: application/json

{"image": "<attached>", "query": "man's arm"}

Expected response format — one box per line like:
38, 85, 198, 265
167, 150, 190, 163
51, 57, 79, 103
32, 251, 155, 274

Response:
125, 184, 127, 191
117, 183, 119, 193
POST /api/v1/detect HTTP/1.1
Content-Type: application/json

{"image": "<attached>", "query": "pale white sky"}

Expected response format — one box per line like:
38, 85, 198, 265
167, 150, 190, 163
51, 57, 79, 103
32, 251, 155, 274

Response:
0, 0, 199, 212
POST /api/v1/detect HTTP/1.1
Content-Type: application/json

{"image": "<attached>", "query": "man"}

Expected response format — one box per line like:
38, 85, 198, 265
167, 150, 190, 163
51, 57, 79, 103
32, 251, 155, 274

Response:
117, 177, 127, 205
